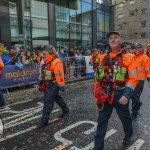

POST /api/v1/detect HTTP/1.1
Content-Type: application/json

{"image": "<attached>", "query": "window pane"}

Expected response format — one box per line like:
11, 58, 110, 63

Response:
31, 0, 48, 19
55, 5, 69, 22
82, 0, 92, 3
97, 12, 105, 32
82, 2, 92, 26
105, 15, 109, 32
31, 18, 48, 29
70, 0, 81, 23
56, 31, 69, 39
9, 1, 17, 15
32, 28, 48, 39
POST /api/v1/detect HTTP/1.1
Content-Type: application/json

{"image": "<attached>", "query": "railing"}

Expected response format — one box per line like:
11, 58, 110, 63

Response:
0, 56, 94, 89
64, 57, 86, 81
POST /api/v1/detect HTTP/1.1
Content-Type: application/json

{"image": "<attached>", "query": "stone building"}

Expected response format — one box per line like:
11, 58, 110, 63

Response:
113, 0, 150, 47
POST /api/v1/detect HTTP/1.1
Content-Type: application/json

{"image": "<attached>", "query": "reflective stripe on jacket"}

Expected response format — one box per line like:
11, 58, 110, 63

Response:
99, 50, 138, 91
47, 57, 65, 87
133, 53, 150, 81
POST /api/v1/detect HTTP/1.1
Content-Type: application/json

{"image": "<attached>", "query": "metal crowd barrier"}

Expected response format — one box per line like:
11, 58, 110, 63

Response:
64, 57, 86, 81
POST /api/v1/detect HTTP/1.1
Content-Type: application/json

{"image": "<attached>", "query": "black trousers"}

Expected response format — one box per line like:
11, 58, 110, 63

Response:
131, 80, 144, 115
0, 88, 5, 105
41, 82, 69, 125
94, 88, 133, 150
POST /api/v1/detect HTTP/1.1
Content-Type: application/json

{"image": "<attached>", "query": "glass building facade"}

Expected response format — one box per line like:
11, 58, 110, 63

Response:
0, 0, 113, 51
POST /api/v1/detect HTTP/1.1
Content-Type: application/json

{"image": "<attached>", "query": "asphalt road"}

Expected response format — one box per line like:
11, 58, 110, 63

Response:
0, 80, 150, 150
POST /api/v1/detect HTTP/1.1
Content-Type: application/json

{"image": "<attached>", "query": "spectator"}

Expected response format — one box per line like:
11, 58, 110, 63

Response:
75, 49, 82, 57
85, 50, 91, 56
10, 47, 16, 57
68, 49, 74, 57
32, 52, 38, 63
0, 43, 5, 56
58, 48, 65, 62
74, 49, 82, 77
20, 51, 30, 65
25, 51, 33, 65
1, 49, 14, 65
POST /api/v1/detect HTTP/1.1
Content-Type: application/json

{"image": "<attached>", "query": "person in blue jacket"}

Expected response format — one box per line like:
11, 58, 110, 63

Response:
1, 49, 14, 65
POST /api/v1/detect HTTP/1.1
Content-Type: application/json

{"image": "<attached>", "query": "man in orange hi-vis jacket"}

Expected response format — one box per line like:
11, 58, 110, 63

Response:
38, 45, 69, 128
93, 31, 138, 149
130, 43, 150, 120
89, 49, 101, 70
0, 56, 5, 107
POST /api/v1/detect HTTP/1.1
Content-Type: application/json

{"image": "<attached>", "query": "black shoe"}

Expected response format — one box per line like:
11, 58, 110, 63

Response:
123, 137, 131, 148
37, 123, 48, 128
131, 113, 137, 121
59, 110, 69, 118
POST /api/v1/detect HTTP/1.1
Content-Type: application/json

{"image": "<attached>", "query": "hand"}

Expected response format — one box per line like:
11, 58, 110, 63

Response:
58, 91, 65, 95
119, 96, 128, 105
59, 86, 65, 95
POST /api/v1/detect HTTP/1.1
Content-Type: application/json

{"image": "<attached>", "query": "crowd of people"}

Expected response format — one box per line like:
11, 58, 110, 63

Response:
0, 31, 150, 150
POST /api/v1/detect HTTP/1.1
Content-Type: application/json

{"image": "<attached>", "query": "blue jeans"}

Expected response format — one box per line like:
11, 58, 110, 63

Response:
41, 81, 69, 124
131, 80, 144, 115
0, 88, 5, 105
94, 88, 133, 150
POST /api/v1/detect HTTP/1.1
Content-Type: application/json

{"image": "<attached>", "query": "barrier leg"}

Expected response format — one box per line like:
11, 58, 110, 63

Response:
6, 88, 10, 95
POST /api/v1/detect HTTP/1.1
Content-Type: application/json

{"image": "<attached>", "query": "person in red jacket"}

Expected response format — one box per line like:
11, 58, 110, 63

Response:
38, 45, 69, 128
0, 56, 5, 107
89, 49, 101, 70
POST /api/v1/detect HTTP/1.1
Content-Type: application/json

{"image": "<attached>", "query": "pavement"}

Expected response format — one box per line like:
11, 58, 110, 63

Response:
0, 79, 150, 150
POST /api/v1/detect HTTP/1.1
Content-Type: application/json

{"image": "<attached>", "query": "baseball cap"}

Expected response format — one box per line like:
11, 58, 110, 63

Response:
134, 43, 142, 48
124, 45, 131, 50
93, 48, 98, 51
107, 31, 121, 38
45, 44, 54, 51
2, 49, 9, 54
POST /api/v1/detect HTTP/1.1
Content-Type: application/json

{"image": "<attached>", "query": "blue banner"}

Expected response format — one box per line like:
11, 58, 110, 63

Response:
0, 64, 39, 89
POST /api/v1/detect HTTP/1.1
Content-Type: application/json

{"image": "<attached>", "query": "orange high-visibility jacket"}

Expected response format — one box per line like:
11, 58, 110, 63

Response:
89, 53, 101, 63
46, 56, 65, 87
99, 50, 138, 90
0, 57, 4, 69
133, 53, 150, 81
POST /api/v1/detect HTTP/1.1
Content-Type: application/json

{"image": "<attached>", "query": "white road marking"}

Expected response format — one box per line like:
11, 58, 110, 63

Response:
53, 121, 98, 150
0, 118, 4, 138
0, 98, 43, 112
3, 108, 42, 121
1, 106, 42, 114
0, 118, 59, 142
0, 106, 11, 112
104, 129, 117, 140
7, 99, 35, 107
4, 109, 59, 129
127, 139, 145, 150
4, 109, 41, 129
69, 129, 117, 150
